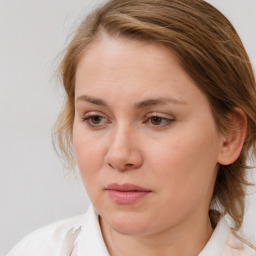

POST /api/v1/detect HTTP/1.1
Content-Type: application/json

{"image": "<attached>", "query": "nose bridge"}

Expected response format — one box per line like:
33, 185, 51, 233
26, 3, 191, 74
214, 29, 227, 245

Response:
112, 122, 132, 149
105, 121, 142, 170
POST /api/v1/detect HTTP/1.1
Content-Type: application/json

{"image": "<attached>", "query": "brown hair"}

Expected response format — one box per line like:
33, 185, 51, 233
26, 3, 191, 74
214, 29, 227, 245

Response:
54, 0, 256, 245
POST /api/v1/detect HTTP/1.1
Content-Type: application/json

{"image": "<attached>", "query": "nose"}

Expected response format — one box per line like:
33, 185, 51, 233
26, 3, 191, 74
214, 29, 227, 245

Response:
104, 125, 143, 171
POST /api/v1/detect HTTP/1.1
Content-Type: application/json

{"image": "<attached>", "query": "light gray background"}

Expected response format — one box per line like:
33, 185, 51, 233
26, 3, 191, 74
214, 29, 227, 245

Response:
0, 0, 256, 255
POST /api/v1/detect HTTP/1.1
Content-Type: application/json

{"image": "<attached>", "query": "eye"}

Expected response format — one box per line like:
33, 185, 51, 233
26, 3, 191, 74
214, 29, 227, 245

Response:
81, 113, 108, 128
145, 114, 174, 128
89, 116, 105, 124
150, 116, 165, 125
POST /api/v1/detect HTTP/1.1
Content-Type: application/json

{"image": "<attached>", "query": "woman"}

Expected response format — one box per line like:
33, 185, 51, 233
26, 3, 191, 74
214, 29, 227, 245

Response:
7, 0, 256, 255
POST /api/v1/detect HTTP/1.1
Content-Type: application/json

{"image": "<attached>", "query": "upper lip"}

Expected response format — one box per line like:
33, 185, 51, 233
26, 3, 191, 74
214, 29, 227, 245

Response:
106, 183, 151, 192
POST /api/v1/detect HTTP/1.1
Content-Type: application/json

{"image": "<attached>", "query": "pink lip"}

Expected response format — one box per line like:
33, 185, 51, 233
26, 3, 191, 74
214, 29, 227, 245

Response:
105, 183, 152, 205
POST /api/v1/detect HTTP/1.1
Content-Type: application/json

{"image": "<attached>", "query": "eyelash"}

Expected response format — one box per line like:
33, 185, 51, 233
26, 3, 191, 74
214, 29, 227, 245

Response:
81, 113, 174, 129
145, 114, 174, 128
81, 113, 108, 128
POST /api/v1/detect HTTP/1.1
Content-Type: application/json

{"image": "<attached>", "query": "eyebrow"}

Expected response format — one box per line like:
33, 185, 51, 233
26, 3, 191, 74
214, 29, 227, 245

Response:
76, 95, 106, 106
135, 97, 187, 108
76, 95, 187, 108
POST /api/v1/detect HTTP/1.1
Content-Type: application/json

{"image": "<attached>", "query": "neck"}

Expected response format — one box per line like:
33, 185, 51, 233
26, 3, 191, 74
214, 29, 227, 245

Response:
100, 212, 214, 256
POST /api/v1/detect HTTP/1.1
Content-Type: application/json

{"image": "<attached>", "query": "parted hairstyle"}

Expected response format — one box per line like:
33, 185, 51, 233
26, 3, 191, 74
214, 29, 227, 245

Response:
54, 0, 256, 245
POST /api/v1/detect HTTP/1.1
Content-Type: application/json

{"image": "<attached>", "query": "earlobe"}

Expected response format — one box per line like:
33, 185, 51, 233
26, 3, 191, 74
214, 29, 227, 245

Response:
217, 108, 247, 165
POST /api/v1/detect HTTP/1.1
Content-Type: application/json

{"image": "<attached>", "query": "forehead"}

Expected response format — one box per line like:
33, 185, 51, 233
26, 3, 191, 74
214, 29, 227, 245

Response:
76, 33, 183, 77
74, 35, 208, 108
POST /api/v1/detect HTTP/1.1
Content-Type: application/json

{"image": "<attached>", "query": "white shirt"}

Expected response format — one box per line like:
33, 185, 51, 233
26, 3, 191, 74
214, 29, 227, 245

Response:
7, 204, 255, 256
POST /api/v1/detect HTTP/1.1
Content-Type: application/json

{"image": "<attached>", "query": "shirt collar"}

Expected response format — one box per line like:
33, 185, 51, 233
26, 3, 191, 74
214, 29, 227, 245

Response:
77, 204, 110, 256
198, 216, 231, 256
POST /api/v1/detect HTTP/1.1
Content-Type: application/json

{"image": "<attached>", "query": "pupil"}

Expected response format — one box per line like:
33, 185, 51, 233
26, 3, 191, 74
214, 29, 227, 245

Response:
92, 116, 102, 123
152, 117, 162, 125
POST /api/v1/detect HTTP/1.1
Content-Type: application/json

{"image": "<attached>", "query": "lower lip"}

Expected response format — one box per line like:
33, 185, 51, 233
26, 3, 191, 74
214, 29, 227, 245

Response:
106, 190, 151, 205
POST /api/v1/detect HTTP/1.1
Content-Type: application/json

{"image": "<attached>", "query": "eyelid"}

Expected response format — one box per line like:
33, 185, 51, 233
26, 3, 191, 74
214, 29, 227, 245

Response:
143, 112, 175, 128
81, 111, 106, 118
80, 111, 110, 128
144, 112, 174, 120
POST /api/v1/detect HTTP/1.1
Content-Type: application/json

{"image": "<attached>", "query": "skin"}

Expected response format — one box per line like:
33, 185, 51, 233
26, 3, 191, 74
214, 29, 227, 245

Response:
73, 33, 246, 256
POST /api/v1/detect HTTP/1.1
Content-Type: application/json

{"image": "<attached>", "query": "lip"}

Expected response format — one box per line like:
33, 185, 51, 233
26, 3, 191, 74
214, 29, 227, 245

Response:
105, 183, 152, 205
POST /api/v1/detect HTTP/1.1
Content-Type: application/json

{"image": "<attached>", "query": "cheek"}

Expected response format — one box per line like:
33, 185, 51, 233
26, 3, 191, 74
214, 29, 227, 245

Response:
73, 124, 106, 184
149, 134, 218, 175
147, 128, 219, 205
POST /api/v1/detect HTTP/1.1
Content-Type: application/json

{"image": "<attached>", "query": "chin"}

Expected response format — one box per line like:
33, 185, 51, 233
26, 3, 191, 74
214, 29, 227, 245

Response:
102, 210, 155, 236
112, 221, 151, 236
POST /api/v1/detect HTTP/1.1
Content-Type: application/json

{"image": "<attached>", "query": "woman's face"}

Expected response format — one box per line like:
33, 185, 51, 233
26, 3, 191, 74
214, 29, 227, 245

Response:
73, 35, 225, 236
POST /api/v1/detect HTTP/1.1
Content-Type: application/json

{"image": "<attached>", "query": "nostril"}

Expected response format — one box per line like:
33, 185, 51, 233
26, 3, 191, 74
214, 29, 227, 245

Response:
107, 162, 135, 171
105, 146, 143, 171
108, 163, 114, 169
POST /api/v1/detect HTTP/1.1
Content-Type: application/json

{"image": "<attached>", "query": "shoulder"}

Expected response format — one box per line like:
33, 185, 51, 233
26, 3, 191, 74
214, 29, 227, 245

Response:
7, 214, 85, 256
223, 233, 256, 256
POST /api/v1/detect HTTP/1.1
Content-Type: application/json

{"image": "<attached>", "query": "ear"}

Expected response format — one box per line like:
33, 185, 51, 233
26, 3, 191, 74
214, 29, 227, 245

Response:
217, 108, 247, 165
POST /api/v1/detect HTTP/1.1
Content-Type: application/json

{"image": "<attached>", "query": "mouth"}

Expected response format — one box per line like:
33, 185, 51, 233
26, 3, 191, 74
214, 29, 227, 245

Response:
105, 183, 152, 205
